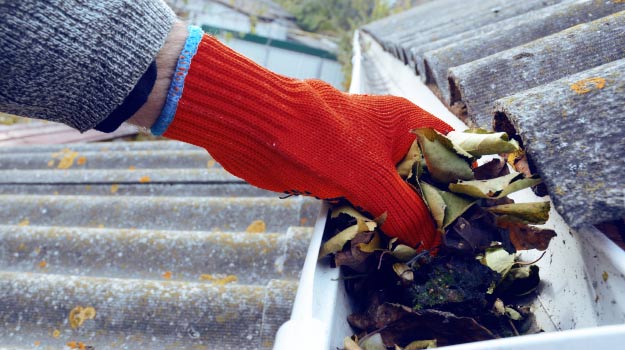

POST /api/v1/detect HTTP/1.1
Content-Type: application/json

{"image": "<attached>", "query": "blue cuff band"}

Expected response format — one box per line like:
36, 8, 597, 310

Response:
151, 25, 204, 136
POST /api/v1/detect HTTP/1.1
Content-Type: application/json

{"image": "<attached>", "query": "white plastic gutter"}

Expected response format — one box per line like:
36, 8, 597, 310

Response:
274, 30, 625, 350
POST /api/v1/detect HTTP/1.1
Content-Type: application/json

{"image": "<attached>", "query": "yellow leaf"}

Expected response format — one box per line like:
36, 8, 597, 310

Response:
330, 205, 370, 221
319, 219, 377, 258
356, 231, 381, 253
344, 337, 363, 350
396, 141, 421, 178
391, 244, 418, 262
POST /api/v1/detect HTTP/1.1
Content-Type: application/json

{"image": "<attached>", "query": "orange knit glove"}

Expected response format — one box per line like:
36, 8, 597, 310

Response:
162, 34, 453, 249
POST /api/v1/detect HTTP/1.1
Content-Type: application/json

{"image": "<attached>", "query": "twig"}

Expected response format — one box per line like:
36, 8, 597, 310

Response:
508, 318, 520, 336
516, 251, 547, 266
357, 325, 388, 345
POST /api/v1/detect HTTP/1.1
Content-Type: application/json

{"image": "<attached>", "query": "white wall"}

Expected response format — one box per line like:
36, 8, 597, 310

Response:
223, 37, 343, 89
169, 0, 290, 40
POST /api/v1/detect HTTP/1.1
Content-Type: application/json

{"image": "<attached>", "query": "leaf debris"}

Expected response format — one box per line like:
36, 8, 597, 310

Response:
320, 128, 555, 349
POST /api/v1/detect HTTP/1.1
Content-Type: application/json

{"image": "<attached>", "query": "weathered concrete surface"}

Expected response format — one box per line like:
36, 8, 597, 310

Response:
449, 11, 625, 128
493, 59, 625, 227
423, 0, 624, 104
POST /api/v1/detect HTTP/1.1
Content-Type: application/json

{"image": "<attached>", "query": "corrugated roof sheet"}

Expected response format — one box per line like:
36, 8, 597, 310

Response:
361, 0, 625, 227
0, 140, 319, 349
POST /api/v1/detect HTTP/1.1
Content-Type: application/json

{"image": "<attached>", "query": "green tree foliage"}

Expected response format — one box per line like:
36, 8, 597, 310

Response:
275, 0, 393, 89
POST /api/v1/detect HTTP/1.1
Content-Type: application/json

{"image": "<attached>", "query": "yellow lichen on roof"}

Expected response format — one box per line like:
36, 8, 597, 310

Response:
199, 274, 238, 286
110, 184, 119, 194
68, 306, 97, 330
50, 148, 80, 169
245, 220, 266, 233
570, 77, 606, 94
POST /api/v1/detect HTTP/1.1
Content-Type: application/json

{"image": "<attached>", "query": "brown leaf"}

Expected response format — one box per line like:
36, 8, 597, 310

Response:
504, 223, 556, 251
370, 303, 496, 347
443, 206, 505, 253
473, 158, 510, 180
334, 231, 377, 270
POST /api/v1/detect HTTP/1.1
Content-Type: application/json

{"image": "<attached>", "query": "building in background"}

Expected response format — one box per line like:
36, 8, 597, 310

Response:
166, 0, 344, 89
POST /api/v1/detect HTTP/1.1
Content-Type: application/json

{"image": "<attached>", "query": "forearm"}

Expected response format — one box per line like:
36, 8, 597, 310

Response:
0, 0, 176, 131
127, 22, 188, 130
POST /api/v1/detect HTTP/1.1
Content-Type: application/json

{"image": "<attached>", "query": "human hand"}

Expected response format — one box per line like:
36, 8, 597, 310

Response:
147, 31, 453, 249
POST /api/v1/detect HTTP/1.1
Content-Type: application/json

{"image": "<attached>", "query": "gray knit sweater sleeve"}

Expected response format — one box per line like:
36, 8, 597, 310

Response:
0, 0, 176, 132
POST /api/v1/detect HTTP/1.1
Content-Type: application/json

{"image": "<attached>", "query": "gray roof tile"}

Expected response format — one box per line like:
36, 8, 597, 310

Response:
359, 0, 625, 228
493, 59, 625, 227
449, 11, 625, 128
422, 0, 624, 104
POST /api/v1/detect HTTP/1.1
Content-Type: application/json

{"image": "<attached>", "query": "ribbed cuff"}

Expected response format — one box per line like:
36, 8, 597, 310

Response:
151, 25, 204, 136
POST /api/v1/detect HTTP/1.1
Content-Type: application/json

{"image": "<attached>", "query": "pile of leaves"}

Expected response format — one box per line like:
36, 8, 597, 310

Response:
319, 128, 557, 350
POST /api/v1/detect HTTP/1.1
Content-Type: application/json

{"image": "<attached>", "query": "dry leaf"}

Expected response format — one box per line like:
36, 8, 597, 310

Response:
344, 336, 364, 350
420, 182, 446, 229
449, 173, 542, 199
489, 202, 550, 225
413, 128, 474, 184
473, 158, 509, 180
481, 248, 516, 277
397, 141, 422, 178
447, 129, 519, 156
360, 333, 386, 350
320, 219, 377, 258
503, 222, 556, 251
391, 244, 418, 262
